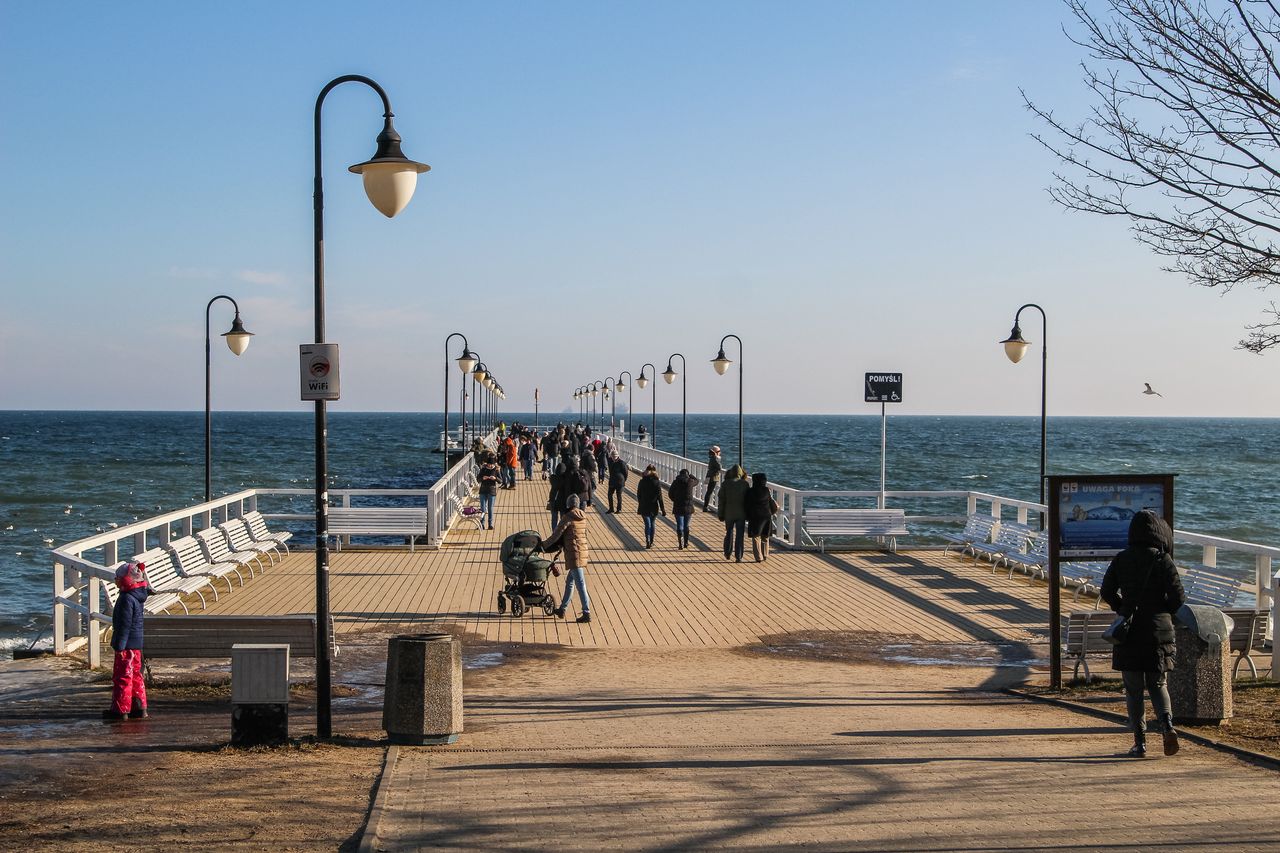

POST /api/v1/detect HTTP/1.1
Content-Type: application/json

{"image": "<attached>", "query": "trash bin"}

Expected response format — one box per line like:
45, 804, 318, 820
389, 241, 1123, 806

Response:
383, 633, 463, 745
1169, 604, 1234, 725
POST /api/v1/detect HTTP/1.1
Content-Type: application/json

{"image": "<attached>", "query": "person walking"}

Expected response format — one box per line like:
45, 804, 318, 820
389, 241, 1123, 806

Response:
103, 560, 151, 721
545, 494, 592, 623
500, 435, 519, 488
668, 468, 699, 549
745, 472, 778, 562
547, 460, 566, 530
541, 430, 558, 479
717, 465, 749, 562
1100, 509, 1187, 758
477, 452, 500, 530
579, 445, 598, 507
593, 438, 608, 485
635, 464, 665, 548
606, 452, 628, 513
518, 435, 536, 481
702, 446, 723, 512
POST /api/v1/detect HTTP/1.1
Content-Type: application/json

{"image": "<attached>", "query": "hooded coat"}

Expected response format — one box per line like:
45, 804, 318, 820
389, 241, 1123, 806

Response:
668, 470, 699, 515
608, 457, 629, 488
544, 507, 589, 571
717, 465, 749, 523
1100, 510, 1186, 672
636, 471, 665, 516
111, 578, 150, 652
745, 472, 774, 536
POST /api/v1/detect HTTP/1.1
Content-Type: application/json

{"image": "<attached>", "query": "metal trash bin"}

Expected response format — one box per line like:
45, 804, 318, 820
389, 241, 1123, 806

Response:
383, 633, 463, 745
1169, 604, 1234, 725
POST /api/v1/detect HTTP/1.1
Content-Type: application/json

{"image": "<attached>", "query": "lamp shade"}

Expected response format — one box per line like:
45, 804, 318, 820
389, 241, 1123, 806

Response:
473, 366, 487, 382
662, 366, 676, 385
615, 380, 625, 393
711, 349, 732, 375
1000, 325, 1031, 364
456, 349, 478, 374
636, 374, 649, 390
222, 315, 254, 356
348, 117, 430, 218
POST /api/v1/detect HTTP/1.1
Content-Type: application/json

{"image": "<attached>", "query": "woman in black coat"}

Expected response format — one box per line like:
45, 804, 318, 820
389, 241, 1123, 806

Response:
744, 472, 776, 563
634, 464, 665, 548
1100, 509, 1186, 758
667, 469, 699, 549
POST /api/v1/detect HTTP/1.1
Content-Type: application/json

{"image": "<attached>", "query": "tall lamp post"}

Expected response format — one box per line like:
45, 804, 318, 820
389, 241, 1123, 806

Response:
999, 304, 1048, 508
311, 74, 429, 738
711, 335, 744, 467
615, 372, 633, 439
638, 363, 656, 449
662, 353, 687, 459
444, 333, 477, 455
470, 360, 485, 444
603, 377, 617, 435
591, 381, 605, 432
205, 295, 253, 503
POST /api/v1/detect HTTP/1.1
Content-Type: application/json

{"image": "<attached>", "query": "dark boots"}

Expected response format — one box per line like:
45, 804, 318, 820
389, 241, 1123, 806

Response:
1161, 714, 1180, 756
1127, 727, 1146, 758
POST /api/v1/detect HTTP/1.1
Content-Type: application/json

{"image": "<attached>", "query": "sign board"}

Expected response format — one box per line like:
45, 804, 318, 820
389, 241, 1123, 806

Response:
1048, 474, 1175, 559
300, 343, 341, 401
865, 372, 902, 403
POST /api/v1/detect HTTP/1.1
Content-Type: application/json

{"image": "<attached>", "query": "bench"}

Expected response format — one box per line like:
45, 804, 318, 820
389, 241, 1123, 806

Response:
448, 495, 485, 531
327, 507, 430, 551
1223, 608, 1270, 679
970, 522, 1036, 569
802, 508, 908, 552
1062, 610, 1114, 682
1178, 565, 1245, 608
142, 614, 335, 659
942, 515, 998, 557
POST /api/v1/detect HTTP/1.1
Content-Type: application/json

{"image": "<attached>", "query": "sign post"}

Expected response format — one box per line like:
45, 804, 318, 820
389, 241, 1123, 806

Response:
300, 344, 341, 402
1045, 473, 1175, 689
865, 373, 903, 509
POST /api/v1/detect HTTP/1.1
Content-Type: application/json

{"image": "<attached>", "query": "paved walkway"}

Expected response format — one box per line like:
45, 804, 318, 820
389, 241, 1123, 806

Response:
202, 474, 1064, 649
367, 648, 1280, 852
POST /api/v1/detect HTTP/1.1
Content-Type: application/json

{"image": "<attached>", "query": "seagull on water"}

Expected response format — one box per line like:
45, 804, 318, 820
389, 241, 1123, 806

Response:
1143, 382, 1163, 398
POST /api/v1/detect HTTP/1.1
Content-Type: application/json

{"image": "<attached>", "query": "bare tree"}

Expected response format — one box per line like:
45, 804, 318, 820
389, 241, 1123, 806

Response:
1026, 0, 1280, 351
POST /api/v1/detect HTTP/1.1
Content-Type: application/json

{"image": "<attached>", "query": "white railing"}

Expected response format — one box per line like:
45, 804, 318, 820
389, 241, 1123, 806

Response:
51, 489, 261, 668
609, 437, 1277, 606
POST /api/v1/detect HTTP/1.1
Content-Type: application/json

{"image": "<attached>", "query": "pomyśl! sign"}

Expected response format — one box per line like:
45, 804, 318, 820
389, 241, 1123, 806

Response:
865, 373, 902, 403
300, 343, 341, 401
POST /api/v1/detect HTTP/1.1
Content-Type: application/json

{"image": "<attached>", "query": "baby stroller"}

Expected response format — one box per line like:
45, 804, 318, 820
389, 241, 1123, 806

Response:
497, 530, 558, 617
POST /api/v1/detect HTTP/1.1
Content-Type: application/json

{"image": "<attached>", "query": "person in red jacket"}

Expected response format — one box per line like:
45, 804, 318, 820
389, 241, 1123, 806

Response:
500, 436, 519, 489
104, 561, 150, 722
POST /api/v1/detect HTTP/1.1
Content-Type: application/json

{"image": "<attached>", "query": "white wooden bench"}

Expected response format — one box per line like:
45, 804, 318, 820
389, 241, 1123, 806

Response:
1063, 610, 1114, 682
142, 614, 334, 659
1178, 565, 1245, 608
327, 507, 430, 551
1223, 608, 1270, 679
801, 508, 908, 552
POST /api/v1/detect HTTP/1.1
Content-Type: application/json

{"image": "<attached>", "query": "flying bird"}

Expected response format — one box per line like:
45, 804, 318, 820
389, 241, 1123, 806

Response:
1143, 383, 1163, 397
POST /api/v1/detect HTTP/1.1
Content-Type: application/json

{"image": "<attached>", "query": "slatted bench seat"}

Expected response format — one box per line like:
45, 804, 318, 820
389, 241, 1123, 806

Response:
141, 614, 334, 658
129, 547, 217, 612
942, 514, 998, 557
1063, 609, 1114, 682
802, 508, 908, 552
166, 535, 244, 592
1222, 607, 1270, 679
327, 507, 430, 551
1178, 565, 1245, 608
448, 495, 485, 531
970, 522, 1036, 569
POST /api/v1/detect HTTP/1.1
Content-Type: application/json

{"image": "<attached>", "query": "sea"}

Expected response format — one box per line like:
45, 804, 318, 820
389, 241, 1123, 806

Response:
3, 411, 1277, 654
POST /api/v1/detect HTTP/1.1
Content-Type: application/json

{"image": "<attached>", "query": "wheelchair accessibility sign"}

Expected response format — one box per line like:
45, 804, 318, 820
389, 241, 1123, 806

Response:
865, 373, 902, 403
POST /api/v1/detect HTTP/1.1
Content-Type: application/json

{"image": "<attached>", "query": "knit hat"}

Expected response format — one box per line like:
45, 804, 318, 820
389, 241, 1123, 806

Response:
710, 446, 720, 453
114, 561, 146, 588
567, 494, 580, 510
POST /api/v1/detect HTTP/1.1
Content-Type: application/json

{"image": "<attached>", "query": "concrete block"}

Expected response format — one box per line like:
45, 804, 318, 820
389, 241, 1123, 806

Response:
1169, 624, 1233, 725
383, 634, 463, 745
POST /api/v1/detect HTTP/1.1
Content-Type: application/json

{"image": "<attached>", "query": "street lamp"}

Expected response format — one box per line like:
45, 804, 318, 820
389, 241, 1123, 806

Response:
470, 359, 484, 444
663, 353, 687, 459
604, 377, 616, 435
711, 334, 744, 467
999, 304, 1048, 507
311, 75, 429, 738
639, 363, 656, 449
205, 295, 253, 503
616, 371, 632, 440
443, 333, 475, 456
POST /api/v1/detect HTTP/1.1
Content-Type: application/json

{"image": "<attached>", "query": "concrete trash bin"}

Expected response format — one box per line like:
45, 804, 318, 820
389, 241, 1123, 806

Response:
383, 633, 463, 745
1169, 604, 1234, 725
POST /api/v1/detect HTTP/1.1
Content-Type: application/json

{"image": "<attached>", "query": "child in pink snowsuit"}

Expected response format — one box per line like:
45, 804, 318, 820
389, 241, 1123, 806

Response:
104, 561, 150, 722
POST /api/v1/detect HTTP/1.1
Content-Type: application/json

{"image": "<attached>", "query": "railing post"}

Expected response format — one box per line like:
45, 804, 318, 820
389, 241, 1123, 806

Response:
53, 560, 66, 654
87, 575, 102, 669
342, 493, 351, 549
133, 531, 146, 555
1016, 506, 1028, 525
66, 565, 83, 641
1256, 555, 1272, 610
1272, 569, 1279, 681
991, 500, 1003, 520
790, 493, 804, 548
427, 489, 439, 547
967, 493, 978, 516
1201, 544, 1217, 568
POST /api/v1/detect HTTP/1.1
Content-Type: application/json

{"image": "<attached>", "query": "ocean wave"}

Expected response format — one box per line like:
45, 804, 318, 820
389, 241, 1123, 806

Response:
960, 474, 988, 480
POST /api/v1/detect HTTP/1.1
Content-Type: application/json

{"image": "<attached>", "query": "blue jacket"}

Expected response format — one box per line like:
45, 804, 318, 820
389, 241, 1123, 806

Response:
111, 585, 150, 651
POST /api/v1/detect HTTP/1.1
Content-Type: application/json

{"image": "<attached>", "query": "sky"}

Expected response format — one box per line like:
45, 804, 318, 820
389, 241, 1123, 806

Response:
2, 1, 1277, 417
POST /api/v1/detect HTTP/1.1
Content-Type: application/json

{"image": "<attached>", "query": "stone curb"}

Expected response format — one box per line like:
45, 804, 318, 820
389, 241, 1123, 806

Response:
1003, 687, 1280, 772
357, 745, 398, 853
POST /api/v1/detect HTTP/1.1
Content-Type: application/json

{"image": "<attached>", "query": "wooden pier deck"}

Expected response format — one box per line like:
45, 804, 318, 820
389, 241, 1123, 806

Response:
200, 476, 1065, 648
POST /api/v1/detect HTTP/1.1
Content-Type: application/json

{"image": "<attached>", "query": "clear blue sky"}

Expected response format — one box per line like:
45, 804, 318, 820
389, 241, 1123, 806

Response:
2, 1, 1275, 416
